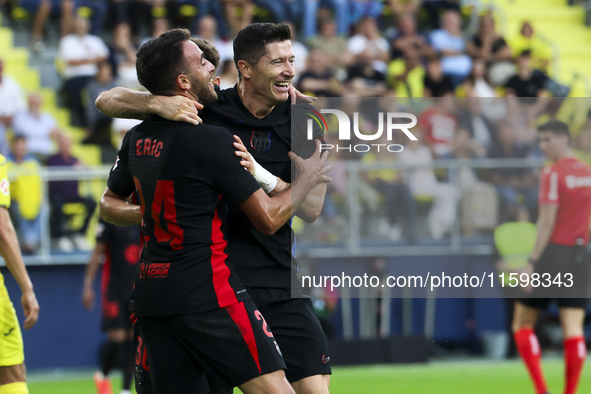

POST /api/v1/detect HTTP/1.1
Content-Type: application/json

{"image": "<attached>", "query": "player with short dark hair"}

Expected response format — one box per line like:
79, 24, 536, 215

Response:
192, 38, 221, 72
0, 154, 39, 394
100, 28, 330, 394
96, 22, 332, 394
82, 219, 140, 394
512, 120, 589, 394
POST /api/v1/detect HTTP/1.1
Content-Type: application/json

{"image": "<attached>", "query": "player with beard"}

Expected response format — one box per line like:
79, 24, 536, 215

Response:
101, 28, 331, 394
97, 23, 332, 394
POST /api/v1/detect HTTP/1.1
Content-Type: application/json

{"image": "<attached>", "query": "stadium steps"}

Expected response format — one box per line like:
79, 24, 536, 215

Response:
487, 0, 591, 92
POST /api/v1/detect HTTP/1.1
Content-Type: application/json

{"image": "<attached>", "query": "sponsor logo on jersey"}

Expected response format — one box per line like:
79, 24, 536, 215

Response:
3, 327, 14, 337
250, 131, 272, 151
322, 354, 330, 363
565, 175, 591, 189
274, 340, 283, 356
0, 179, 9, 196
140, 262, 171, 278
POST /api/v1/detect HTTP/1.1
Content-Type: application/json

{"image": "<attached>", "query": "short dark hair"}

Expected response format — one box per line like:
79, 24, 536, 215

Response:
519, 49, 532, 58
136, 28, 191, 94
538, 120, 570, 139
233, 23, 291, 74
191, 38, 220, 71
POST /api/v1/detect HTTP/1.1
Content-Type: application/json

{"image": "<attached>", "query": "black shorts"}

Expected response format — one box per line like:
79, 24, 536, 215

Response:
133, 321, 232, 394
137, 299, 285, 393
102, 292, 133, 331
519, 243, 590, 311
247, 287, 332, 383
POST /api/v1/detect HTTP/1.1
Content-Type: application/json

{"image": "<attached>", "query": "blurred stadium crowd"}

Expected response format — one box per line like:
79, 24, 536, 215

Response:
0, 0, 590, 254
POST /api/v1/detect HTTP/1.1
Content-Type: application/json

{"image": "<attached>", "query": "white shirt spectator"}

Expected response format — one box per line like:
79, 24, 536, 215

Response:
429, 29, 472, 77
347, 34, 389, 73
12, 111, 58, 155
291, 40, 309, 78
59, 34, 109, 79
0, 75, 26, 155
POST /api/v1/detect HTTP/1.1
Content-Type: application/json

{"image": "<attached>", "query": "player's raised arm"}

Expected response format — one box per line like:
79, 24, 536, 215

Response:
0, 208, 39, 330
95, 87, 203, 125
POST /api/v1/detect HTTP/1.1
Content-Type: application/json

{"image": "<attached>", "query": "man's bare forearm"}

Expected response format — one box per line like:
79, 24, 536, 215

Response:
95, 87, 153, 120
100, 189, 142, 226
296, 183, 327, 223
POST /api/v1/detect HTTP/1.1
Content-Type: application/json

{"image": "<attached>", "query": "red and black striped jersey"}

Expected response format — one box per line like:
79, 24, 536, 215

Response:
107, 117, 260, 317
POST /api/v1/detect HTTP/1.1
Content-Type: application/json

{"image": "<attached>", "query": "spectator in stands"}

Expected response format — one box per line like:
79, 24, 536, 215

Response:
298, 49, 343, 97
59, 16, 109, 127
345, 60, 388, 97
111, 22, 140, 89
140, 16, 170, 46
46, 134, 97, 252
307, 17, 352, 72
348, 0, 384, 28
218, 60, 239, 89
194, 15, 233, 63
442, 129, 498, 235
429, 10, 472, 87
389, 12, 433, 61
504, 50, 549, 103
388, 0, 420, 21
0, 59, 27, 156
302, 0, 348, 38
507, 21, 553, 74
457, 97, 496, 157
12, 93, 63, 161
399, 128, 457, 240
6, 135, 43, 255
487, 121, 538, 211
85, 62, 116, 146
418, 97, 458, 157
457, 59, 496, 98
68, 0, 108, 36
19, 0, 73, 51
423, 54, 454, 97
348, 16, 390, 74
224, 0, 254, 36
467, 12, 512, 67
421, 0, 461, 30
386, 47, 425, 98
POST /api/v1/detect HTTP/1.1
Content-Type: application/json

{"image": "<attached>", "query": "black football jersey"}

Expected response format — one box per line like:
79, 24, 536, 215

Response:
108, 117, 260, 317
201, 85, 323, 288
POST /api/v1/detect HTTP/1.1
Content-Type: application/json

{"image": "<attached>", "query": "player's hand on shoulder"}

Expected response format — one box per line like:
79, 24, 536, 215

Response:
82, 286, 95, 311
289, 84, 317, 105
289, 139, 332, 185
153, 95, 203, 125
233, 135, 255, 175
21, 289, 39, 330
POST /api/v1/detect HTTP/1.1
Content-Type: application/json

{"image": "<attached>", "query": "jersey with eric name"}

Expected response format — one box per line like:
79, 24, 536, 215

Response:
96, 218, 140, 300
201, 85, 323, 288
538, 156, 591, 245
107, 117, 261, 317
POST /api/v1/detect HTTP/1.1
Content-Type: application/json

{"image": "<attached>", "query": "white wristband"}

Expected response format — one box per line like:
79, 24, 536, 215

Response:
250, 153, 277, 193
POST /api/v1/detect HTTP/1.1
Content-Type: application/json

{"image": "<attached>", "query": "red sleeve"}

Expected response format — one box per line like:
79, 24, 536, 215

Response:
539, 166, 559, 205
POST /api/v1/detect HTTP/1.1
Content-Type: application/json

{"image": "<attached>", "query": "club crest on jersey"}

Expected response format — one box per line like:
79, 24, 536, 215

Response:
250, 131, 271, 152
0, 179, 9, 196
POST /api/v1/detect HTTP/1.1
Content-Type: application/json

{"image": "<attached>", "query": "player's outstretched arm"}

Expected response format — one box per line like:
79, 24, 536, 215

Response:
82, 241, 107, 311
239, 148, 332, 235
95, 87, 203, 125
0, 207, 39, 330
100, 188, 142, 226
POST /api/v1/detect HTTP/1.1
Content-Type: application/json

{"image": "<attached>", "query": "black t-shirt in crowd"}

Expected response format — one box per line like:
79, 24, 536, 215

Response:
107, 117, 260, 317
200, 85, 322, 289
96, 218, 140, 300
423, 74, 454, 97
504, 71, 548, 103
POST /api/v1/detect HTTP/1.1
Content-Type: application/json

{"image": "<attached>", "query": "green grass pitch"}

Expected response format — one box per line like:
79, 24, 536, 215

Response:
27, 358, 590, 394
